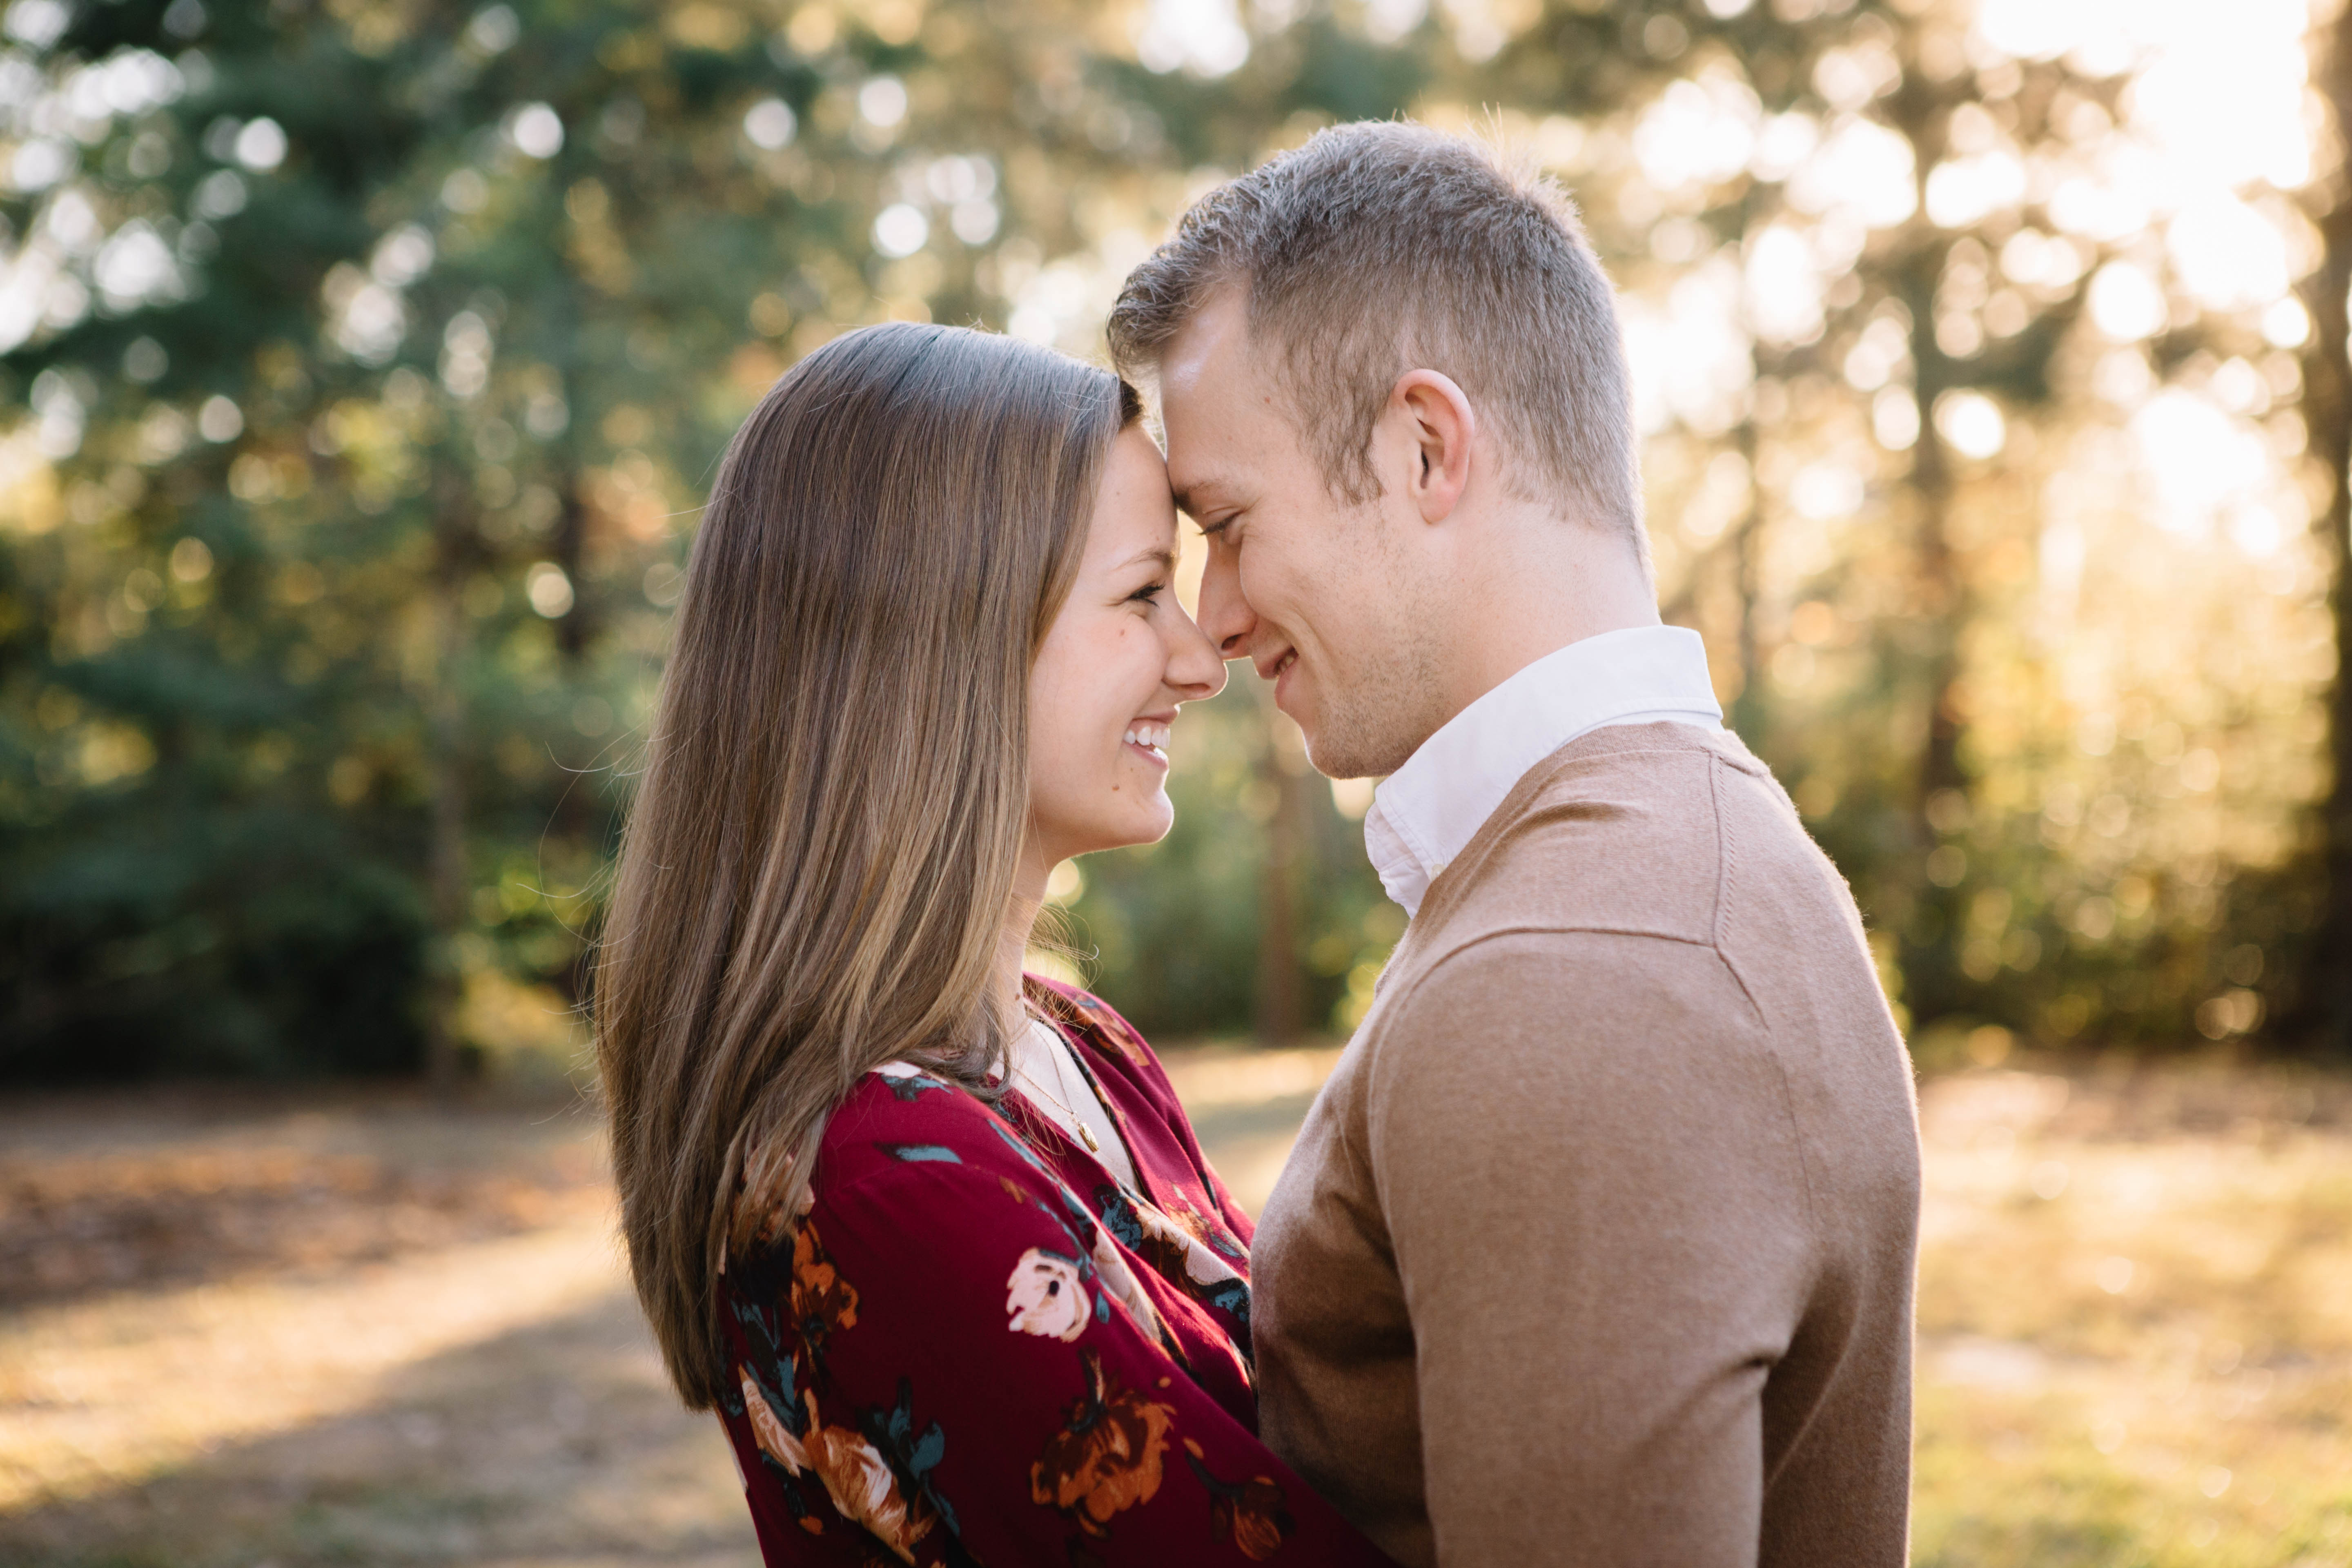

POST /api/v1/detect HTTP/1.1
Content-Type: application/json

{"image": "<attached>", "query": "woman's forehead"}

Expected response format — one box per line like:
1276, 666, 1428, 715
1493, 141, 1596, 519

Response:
1082, 432, 1178, 570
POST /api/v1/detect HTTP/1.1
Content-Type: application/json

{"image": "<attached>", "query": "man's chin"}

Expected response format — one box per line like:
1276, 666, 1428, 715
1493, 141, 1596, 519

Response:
1278, 698, 1340, 772
1299, 702, 1417, 782
1301, 728, 1372, 783
1270, 670, 1310, 735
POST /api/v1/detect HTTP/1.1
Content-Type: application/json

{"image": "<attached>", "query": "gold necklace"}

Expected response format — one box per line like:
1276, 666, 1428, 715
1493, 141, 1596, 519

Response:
1014, 1022, 1106, 1154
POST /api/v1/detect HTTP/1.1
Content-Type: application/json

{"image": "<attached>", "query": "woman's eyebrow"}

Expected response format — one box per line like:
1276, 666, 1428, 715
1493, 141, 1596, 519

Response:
1120, 547, 1178, 572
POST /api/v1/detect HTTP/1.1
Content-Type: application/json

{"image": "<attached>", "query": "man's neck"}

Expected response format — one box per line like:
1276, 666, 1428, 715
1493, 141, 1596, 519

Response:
1430, 534, 1662, 740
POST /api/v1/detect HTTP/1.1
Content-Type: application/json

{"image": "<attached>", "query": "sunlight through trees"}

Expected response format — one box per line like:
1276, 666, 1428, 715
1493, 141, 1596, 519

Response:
1, 0, 2345, 1075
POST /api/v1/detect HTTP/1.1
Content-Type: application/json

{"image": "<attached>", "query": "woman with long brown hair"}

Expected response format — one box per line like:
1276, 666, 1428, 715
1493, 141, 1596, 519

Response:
596, 323, 1393, 1567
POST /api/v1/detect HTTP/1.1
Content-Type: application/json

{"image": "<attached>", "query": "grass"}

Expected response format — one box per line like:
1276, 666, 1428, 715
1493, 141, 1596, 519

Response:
1907, 1059, 2352, 1566
4, 1051, 2351, 1565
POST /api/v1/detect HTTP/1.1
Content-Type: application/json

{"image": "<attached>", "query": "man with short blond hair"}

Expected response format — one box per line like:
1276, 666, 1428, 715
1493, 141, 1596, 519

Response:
1111, 121, 1921, 1567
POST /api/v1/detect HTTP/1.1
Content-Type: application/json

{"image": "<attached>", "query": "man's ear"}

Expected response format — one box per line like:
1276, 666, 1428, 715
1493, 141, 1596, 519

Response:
1392, 369, 1475, 526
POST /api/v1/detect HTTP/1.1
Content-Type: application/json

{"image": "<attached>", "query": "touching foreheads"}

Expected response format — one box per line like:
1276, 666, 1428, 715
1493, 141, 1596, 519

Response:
1107, 120, 1642, 556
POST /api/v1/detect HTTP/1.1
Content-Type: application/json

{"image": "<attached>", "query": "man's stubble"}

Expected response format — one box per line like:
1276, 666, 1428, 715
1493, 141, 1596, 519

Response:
1295, 519, 1449, 784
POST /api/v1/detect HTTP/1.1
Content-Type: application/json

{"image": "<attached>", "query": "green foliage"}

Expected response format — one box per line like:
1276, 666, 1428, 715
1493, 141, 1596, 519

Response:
0, 0, 2338, 1077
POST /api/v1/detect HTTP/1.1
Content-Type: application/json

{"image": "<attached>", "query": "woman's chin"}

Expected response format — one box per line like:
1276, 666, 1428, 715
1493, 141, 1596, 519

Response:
1055, 799, 1174, 858
1135, 798, 1176, 846
1111, 802, 1177, 851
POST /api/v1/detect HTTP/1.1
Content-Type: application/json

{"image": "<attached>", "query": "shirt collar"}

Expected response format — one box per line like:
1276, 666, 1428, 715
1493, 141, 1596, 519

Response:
1361, 625, 1724, 918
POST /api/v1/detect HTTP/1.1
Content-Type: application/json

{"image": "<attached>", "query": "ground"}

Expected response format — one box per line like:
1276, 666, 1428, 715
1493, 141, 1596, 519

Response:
3, 1050, 2350, 1567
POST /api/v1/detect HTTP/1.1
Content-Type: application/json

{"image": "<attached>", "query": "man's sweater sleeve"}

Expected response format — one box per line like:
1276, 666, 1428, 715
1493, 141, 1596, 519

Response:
1363, 928, 1818, 1568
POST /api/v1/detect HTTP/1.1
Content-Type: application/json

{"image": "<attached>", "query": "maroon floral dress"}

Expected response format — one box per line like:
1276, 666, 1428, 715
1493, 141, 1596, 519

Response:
713, 976, 1395, 1567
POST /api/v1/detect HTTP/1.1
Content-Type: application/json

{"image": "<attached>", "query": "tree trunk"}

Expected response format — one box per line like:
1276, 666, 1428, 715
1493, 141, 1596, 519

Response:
1254, 694, 1308, 1045
423, 466, 474, 1095
1725, 410, 1769, 747
1909, 357, 1967, 820
1878, 65, 1970, 1029
551, 470, 591, 663
2294, 0, 2352, 1055
1884, 81, 1968, 830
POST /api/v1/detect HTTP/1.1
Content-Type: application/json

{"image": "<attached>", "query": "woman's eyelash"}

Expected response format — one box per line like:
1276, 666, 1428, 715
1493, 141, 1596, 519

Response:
1127, 582, 1166, 604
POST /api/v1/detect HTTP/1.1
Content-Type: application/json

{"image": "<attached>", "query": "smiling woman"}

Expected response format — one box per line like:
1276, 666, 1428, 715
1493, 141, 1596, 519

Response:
593, 322, 1393, 1566
1026, 423, 1223, 866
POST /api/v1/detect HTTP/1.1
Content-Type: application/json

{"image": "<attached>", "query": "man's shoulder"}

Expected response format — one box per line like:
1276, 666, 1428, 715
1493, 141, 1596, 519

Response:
1365, 729, 1912, 1169
1323, 927, 1752, 1160
1372, 924, 1760, 1065
1419, 721, 1846, 951
1409, 722, 1737, 947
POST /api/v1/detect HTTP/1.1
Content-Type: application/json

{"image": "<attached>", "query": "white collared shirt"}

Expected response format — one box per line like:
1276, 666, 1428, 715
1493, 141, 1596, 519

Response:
1362, 624, 1724, 918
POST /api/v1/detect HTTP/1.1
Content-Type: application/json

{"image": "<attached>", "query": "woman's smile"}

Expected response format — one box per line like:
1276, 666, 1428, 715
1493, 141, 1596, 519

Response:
1123, 718, 1173, 768
1025, 419, 1222, 869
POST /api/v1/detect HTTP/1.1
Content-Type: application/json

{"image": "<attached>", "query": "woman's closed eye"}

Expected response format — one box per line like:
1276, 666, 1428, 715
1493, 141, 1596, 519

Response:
1125, 580, 1168, 607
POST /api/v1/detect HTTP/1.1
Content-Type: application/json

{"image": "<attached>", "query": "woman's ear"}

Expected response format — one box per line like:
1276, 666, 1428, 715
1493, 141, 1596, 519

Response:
1391, 369, 1476, 526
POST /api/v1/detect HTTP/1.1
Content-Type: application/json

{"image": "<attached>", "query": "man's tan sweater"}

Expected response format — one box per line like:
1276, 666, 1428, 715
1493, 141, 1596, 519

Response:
1252, 723, 1921, 1566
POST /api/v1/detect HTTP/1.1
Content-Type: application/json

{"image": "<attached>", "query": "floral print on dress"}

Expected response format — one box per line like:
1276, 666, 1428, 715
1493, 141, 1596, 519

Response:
1005, 1247, 1090, 1341
1095, 1181, 1253, 1359
791, 1220, 859, 1358
1048, 986, 1154, 1065
1169, 1191, 1251, 1267
1029, 1346, 1177, 1539
1140, 1196, 1243, 1288
726, 1297, 840, 1537
872, 1061, 956, 1102
1183, 1439, 1298, 1562
743, 1363, 806, 1471
1087, 1224, 1165, 1345
711, 978, 1396, 1568
796, 1385, 938, 1563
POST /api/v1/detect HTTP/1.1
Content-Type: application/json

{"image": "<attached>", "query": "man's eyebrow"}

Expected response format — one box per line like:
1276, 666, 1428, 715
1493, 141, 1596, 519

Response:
1169, 476, 1232, 519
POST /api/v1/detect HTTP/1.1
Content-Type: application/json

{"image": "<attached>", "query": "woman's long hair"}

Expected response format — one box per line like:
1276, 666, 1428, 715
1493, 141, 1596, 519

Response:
596, 323, 1139, 1408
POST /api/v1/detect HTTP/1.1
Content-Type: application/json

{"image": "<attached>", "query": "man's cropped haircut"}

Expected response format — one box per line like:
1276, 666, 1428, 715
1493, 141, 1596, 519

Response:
1109, 121, 1642, 551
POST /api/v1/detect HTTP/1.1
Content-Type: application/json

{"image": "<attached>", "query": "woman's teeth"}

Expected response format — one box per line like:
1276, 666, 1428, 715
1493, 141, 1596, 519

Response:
1124, 724, 1170, 756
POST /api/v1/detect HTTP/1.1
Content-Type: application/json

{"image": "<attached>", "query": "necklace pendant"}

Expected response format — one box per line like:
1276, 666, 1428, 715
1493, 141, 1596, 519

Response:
1079, 1125, 1101, 1152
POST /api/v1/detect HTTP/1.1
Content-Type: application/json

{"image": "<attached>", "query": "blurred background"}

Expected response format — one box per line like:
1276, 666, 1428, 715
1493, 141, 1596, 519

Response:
4, 0, 2349, 1079
4, 0, 2352, 1564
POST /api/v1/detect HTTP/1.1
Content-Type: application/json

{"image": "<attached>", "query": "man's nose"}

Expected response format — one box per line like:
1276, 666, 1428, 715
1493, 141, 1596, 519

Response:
1164, 607, 1228, 703
1194, 545, 1256, 661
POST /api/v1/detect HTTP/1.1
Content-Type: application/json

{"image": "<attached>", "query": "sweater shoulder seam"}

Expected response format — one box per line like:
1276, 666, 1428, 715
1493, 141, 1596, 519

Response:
1380, 922, 1740, 1029
1708, 753, 1824, 1235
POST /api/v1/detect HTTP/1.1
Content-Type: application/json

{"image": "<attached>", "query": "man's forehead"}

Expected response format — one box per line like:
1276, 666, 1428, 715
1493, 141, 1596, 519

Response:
1158, 290, 1274, 511
1160, 399, 1254, 511
1157, 286, 1253, 399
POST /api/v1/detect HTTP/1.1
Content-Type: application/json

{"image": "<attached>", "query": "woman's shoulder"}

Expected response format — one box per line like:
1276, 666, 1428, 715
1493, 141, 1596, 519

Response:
729, 1065, 1090, 1272
811, 1063, 1040, 1190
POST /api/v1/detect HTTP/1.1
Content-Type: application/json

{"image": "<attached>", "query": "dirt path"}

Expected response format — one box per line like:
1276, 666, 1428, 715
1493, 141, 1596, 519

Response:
0, 1049, 1342, 1568
5, 1052, 2350, 1567
0, 1087, 741, 1568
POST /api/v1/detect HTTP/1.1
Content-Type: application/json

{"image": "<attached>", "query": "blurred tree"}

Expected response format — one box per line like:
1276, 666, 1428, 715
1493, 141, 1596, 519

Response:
1508, 0, 2329, 1053
0, 0, 1438, 1076
2292, 0, 2352, 1057
0, 0, 2340, 1077
0, 0, 875, 1076
1866, 16, 2116, 1028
